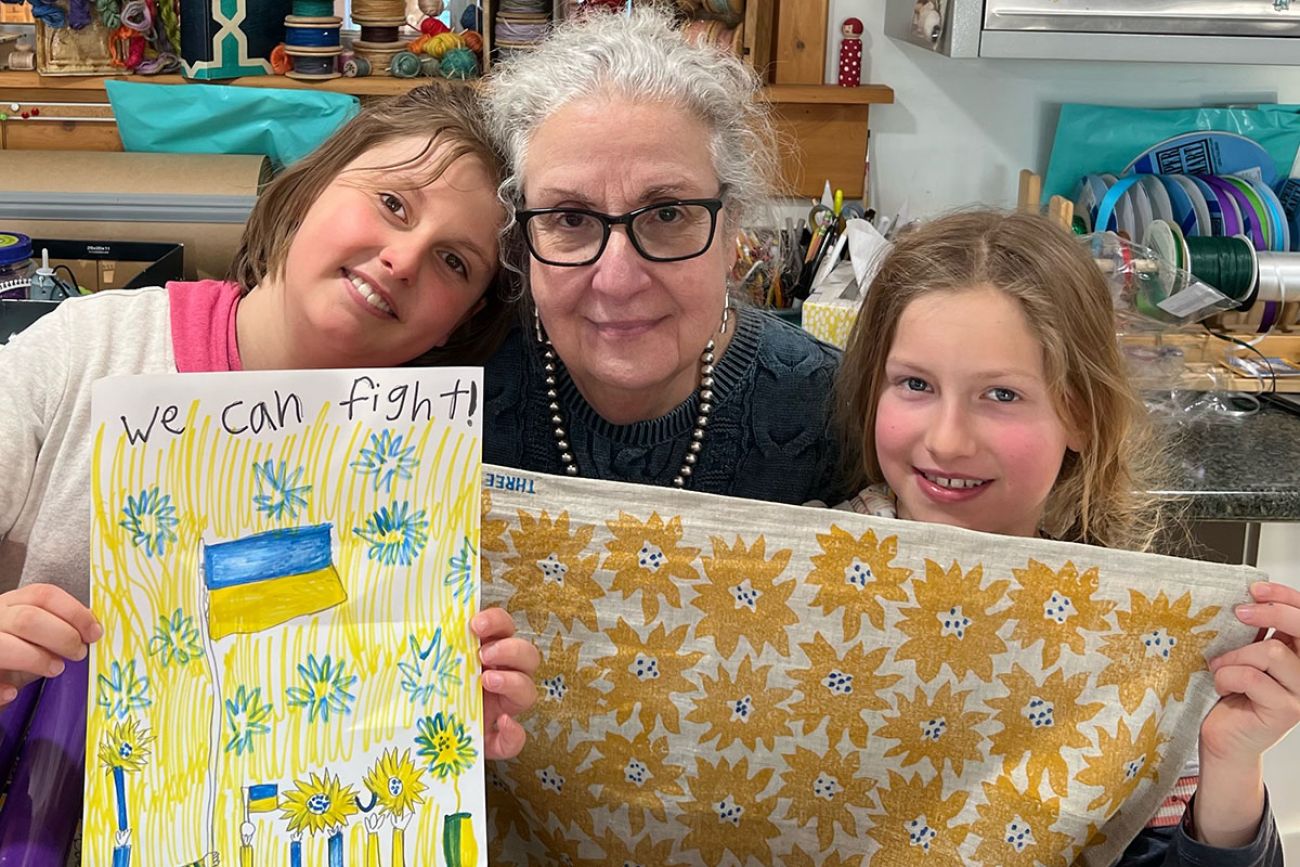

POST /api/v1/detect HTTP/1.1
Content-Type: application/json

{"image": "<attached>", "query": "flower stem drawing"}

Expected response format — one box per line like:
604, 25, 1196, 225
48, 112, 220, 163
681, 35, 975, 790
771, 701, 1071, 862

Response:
280, 770, 359, 865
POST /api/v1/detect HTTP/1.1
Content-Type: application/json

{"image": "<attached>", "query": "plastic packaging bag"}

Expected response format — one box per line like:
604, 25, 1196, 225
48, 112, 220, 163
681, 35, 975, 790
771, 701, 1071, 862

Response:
1044, 103, 1300, 201
105, 80, 359, 169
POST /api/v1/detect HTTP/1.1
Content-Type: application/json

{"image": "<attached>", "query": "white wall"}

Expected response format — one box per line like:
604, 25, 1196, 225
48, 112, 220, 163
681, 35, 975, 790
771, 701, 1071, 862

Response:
826, 0, 1300, 217
811, 2, 1299, 856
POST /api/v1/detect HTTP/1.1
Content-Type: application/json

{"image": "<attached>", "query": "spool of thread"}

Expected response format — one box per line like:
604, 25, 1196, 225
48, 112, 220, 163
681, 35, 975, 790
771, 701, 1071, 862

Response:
439, 46, 479, 79
285, 48, 341, 79
292, 0, 334, 16
495, 15, 550, 45
1186, 235, 1257, 305
284, 15, 342, 48
358, 24, 400, 43
390, 50, 422, 78
352, 40, 406, 75
350, 0, 405, 22
8, 51, 35, 71
343, 56, 372, 76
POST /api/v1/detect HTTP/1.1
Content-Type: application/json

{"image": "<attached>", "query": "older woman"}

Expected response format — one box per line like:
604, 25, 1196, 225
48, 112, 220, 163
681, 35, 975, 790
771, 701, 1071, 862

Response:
482, 7, 843, 505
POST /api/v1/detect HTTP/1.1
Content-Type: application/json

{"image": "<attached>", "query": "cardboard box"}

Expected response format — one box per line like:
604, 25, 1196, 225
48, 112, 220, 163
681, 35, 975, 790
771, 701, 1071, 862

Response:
0, 239, 183, 344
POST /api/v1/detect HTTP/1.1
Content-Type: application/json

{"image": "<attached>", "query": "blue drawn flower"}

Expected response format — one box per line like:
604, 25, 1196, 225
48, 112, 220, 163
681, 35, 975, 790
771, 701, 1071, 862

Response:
146, 607, 202, 667
353, 502, 429, 566
397, 627, 462, 705
96, 660, 151, 721
118, 487, 179, 558
224, 685, 274, 755
285, 654, 357, 724
445, 536, 477, 604
252, 459, 312, 521
415, 712, 477, 780
350, 430, 417, 494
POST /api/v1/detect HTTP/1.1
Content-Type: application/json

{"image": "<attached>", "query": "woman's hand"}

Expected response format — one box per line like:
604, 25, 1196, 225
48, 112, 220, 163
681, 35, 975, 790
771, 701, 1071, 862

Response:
473, 607, 539, 761
0, 583, 102, 705
1193, 581, 1300, 847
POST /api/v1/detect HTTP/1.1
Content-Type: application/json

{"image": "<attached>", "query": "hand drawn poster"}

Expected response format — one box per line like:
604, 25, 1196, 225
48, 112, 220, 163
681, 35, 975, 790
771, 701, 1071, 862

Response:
86, 368, 486, 867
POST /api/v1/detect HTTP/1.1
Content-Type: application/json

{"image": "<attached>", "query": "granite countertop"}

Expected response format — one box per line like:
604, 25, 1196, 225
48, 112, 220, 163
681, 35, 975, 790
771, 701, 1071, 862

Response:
1157, 402, 1300, 522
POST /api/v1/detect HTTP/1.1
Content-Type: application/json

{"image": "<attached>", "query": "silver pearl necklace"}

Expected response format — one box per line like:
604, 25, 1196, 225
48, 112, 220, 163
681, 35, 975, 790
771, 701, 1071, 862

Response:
539, 303, 729, 489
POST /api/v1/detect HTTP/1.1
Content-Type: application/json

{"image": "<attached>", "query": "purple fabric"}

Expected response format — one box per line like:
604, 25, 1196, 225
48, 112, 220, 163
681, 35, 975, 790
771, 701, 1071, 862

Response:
66, 0, 90, 29
0, 660, 87, 865
0, 685, 40, 782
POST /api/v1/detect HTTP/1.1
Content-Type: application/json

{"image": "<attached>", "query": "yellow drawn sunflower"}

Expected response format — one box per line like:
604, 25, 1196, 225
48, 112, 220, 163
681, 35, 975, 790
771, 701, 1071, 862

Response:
97, 716, 154, 774
280, 771, 360, 836
362, 748, 427, 818
415, 712, 478, 780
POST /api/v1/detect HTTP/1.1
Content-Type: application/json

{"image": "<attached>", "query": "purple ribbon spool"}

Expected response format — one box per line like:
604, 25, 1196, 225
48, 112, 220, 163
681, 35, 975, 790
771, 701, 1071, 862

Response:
1201, 175, 1257, 245
0, 660, 87, 865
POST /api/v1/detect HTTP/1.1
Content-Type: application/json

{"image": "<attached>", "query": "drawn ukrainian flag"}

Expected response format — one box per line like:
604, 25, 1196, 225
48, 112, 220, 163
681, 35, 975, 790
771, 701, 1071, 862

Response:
203, 524, 347, 640
247, 783, 279, 813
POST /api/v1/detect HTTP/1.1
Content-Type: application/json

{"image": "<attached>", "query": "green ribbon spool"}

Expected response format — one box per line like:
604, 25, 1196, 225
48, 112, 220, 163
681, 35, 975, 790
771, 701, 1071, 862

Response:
1186, 235, 1255, 303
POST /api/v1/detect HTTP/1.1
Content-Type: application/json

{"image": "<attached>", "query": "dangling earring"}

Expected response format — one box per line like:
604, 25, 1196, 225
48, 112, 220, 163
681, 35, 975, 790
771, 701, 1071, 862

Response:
534, 306, 546, 344
718, 292, 732, 335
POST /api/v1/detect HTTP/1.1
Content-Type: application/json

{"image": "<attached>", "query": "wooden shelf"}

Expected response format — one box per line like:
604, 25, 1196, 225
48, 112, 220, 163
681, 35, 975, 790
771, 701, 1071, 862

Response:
0, 70, 893, 105
0, 73, 890, 197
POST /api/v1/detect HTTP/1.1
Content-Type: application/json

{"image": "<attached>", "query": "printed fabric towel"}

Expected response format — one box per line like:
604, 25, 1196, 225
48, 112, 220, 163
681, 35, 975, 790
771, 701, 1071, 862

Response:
478, 465, 1262, 867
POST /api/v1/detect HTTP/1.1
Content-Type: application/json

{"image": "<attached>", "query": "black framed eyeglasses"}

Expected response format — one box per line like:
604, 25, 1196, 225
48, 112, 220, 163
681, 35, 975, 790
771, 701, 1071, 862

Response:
517, 196, 725, 266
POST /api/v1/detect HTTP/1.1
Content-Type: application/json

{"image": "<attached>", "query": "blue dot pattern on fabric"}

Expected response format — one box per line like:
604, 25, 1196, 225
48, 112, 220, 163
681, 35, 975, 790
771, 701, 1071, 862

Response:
844, 558, 873, 588
1024, 696, 1055, 728
637, 543, 666, 572
822, 669, 853, 695
632, 654, 661, 680
543, 673, 567, 701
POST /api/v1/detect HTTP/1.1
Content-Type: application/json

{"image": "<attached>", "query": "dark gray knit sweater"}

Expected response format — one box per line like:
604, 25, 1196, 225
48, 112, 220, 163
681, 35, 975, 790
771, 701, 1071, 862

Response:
484, 305, 846, 505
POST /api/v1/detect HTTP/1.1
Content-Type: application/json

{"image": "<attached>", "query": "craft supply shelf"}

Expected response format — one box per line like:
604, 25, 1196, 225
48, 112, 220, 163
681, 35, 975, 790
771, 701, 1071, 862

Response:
0, 72, 891, 198
1121, 333, 1300, 394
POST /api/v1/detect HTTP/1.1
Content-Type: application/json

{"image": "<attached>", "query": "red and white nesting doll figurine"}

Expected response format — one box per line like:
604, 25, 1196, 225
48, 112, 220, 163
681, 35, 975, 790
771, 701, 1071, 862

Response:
838, 17, 863, 87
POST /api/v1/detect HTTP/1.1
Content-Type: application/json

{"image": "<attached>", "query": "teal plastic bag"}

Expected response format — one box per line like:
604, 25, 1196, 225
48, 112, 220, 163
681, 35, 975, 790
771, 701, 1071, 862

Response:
1043, 103, 1300, 200
105, 80, 360, 170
